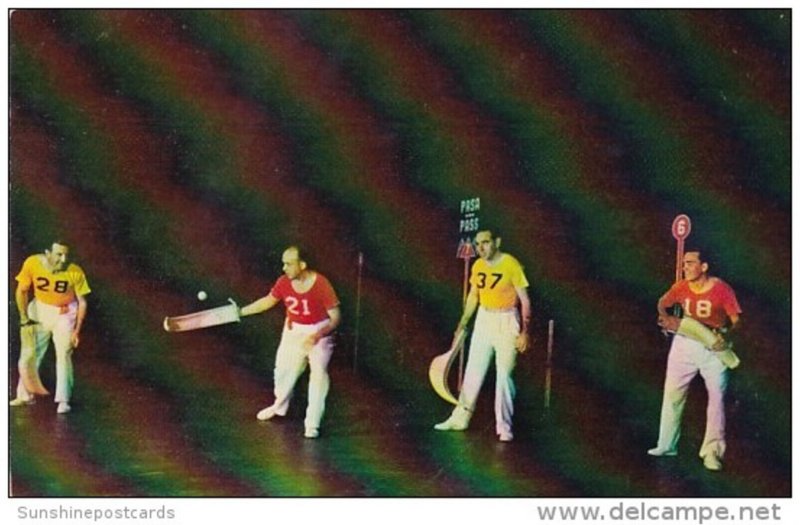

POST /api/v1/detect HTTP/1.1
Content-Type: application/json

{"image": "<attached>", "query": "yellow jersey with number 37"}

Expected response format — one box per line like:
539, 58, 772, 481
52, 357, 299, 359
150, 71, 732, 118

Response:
470, 253, 529, 310
16, 255, 91, 307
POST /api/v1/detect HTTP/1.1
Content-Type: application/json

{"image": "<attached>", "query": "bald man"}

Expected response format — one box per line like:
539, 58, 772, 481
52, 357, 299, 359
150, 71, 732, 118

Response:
239, 246, 341, 439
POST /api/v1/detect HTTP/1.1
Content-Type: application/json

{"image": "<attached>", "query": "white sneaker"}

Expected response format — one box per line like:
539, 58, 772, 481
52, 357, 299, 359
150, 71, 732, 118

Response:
647, 447, 677, 457
498, 431, 514, 442
703, 452, 723, 471
256, 406, 279, 421
433, 417, 468, 431
57, 402, 71, 414
9, 398, 34, 407
304, 428, 319, 439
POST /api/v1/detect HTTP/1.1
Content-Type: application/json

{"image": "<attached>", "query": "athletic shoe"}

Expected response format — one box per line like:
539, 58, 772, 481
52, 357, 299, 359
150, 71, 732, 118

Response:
57, 402, 71, 414
647, 447, 677, 457
433, 417, 468, 431
498, 431, 514, 442
9, 398, 34, 407
256, 406, 278, 421
703, 452, 722, 471
304, 428, 319, 439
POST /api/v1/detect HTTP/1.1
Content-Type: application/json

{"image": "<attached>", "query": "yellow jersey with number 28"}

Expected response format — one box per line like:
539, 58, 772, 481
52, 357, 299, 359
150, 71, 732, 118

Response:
470, 253, 529, 310
16, 255, 91, 307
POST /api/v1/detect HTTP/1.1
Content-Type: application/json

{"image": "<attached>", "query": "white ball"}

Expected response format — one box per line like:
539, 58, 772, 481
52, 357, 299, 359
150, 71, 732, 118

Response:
197, 291, 208, 301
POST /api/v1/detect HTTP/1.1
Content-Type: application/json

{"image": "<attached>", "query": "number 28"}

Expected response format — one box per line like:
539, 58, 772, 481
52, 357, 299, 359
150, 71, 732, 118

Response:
36, 277, 68, 293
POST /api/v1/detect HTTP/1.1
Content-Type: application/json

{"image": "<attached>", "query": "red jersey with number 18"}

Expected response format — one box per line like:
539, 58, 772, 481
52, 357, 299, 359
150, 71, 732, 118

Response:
661, 278, 741, 329
270, 273, 339, 325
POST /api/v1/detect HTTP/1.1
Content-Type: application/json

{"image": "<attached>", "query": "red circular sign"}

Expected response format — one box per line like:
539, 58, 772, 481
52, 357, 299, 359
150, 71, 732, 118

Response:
672, 214, 692, 240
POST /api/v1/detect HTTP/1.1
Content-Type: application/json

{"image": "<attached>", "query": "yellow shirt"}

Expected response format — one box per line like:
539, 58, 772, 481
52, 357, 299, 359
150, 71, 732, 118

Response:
16, 255, 91, 307
470, 253, 529, 309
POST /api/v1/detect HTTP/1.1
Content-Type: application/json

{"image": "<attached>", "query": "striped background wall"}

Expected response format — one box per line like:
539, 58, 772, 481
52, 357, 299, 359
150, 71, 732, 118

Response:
8, 9, 790, 497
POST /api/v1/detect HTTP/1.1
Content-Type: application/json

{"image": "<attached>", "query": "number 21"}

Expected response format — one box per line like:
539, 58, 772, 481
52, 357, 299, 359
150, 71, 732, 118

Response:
286, 297, 311, 315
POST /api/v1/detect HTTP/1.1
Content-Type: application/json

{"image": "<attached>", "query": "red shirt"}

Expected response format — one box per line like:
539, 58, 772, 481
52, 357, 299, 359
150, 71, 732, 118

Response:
270, 273, 339, 325
661, 278, 741, 329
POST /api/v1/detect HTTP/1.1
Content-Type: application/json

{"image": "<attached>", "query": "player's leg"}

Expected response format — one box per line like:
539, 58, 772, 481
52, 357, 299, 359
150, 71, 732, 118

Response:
259, 323, 308, 419
14, 329, 52, 403
13, 302, 53, 404
29, 300, 52, 370
493, 312, 519, 440
435, 310, 494, 430
698, 354, 728, 468
650, 335, 699, 455
304, 331, 334, 438
51, 304, 78, 412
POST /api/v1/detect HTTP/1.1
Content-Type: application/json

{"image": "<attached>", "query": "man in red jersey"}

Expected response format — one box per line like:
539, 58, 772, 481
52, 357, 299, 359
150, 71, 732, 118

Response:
239, 246, 341, 439
648, 251, 742, 471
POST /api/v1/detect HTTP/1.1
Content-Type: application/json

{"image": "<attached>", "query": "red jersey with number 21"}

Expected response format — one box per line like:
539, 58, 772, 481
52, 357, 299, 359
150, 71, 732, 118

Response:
270, 273, 339, 325
661, 278, 741, 329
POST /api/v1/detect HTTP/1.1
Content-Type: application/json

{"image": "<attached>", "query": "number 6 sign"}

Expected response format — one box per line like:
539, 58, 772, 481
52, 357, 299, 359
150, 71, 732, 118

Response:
671, 214, 692, 283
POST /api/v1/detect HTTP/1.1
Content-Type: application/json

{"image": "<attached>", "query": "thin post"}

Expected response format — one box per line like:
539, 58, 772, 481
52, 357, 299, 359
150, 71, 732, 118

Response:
353, 252, 363, 374
544, 319, 554, 411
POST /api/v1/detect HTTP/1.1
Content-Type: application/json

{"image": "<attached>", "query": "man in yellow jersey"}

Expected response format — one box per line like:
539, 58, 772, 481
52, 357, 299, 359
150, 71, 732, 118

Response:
435, 229, 531, 442
11, 241, 91, 414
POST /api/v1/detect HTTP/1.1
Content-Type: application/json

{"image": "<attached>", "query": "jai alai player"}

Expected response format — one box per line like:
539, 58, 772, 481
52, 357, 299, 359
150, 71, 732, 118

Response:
649, 250, 742, 471
11, 241, 91, 414
239, 246, 341, 439
435, 228, 531, 442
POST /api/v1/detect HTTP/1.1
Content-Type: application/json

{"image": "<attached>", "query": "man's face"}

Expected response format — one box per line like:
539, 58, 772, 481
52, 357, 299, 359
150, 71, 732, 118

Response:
474, 231, 498, 261
282, 249, 304, 280
46, 243, 69, 272
682, 252, 707, 282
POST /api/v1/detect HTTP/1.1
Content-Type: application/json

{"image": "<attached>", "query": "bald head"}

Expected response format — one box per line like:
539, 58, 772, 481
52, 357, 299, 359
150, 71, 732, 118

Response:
281, 245, 308, 280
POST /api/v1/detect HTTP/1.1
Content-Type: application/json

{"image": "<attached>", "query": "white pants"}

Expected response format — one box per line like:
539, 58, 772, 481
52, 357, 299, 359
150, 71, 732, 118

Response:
450, 308, 519, 435
655, 334, 729, 458
269, 319, 333, 431
16, 300, 77, 403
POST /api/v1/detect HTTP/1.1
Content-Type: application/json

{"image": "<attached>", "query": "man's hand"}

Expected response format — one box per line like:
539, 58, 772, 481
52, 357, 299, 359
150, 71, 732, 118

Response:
515, 332, 530, 354
71, 330, 81, 348
303, 332, 321, 351
711, 333, 727, 352
657, 315, 681, 332
20, 323, 37, 347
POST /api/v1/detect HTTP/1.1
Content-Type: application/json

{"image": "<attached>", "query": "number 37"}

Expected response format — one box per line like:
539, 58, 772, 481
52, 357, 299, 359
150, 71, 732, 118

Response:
476, 272, 502, 289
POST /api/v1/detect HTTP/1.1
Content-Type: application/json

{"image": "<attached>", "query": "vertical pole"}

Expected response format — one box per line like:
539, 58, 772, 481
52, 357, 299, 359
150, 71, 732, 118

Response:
353, 252, 363, 374
458, 257, 470, 390
544, 319, 554, 411
675, 239, 684, 283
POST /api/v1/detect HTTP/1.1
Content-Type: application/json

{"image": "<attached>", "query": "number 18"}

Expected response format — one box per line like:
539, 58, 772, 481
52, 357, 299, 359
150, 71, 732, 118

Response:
683, 299, 712, 318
